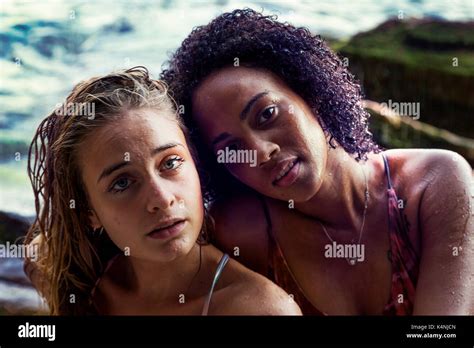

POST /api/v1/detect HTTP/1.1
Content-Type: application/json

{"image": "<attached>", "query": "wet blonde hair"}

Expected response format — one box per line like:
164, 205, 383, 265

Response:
26, 66, 209, 315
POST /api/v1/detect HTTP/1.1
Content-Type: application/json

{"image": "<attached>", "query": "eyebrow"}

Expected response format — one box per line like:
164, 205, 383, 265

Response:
211, 91, 269, 148
97, 142, 181, 183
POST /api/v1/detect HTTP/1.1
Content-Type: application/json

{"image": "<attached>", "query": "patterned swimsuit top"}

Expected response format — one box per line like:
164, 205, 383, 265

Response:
265, 153, 420, 315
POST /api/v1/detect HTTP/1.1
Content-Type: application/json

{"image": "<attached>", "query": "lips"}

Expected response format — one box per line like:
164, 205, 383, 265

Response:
271, 157, 300, 187
147, 218, 186, 240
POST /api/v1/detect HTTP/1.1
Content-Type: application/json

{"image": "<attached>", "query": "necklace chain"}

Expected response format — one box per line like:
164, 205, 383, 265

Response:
318, 164, 369, 265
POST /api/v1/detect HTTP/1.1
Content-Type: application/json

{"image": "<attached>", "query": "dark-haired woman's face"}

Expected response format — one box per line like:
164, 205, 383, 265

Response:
192, 66, 328, 202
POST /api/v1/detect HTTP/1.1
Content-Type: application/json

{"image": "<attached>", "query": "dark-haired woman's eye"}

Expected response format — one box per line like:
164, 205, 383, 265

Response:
162, 155, 184, 171
110, 177, 133, 193
257, 106, 278, 126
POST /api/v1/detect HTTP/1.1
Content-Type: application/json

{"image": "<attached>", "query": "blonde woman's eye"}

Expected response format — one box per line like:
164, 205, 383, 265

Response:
110, 177, 132, 193
163, 156, 184, 171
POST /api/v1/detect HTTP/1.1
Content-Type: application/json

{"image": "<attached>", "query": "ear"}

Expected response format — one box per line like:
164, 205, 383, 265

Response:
88, 209, 102, 230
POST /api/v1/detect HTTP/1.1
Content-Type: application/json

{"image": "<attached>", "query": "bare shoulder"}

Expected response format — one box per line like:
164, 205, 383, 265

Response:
210, 256, 302, 316
384, 149, 472, 236
382, 148, 472, 192
210, 192, 270, 274
383, 148, 471, 175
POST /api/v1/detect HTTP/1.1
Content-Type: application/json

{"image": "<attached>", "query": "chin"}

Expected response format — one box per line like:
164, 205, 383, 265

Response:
155, 235, 195, 263
268, 176, 319, 202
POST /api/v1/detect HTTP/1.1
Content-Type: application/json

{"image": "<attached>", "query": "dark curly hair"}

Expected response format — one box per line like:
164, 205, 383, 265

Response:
161, 8, 379, 201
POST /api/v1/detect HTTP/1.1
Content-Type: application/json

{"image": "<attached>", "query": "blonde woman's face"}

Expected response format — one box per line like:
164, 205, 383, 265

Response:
78, 108, 204, 263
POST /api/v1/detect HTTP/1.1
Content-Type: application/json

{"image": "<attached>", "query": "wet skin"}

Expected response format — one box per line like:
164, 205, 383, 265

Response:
53, 107, 301, 315
192, 66, 474, 315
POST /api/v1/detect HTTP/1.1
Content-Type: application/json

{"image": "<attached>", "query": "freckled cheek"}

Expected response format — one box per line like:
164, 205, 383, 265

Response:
98, 199, 143, 242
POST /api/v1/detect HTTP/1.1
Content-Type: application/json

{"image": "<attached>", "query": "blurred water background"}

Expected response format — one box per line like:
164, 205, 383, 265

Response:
1, 0, 473, 217
0, 0, 473, 314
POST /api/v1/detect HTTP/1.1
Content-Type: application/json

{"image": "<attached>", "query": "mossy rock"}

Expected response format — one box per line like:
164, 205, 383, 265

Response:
405, 21, 474, 51
335, 18, 474, 138
0, 211, 31, 244
0, 303, 47, 316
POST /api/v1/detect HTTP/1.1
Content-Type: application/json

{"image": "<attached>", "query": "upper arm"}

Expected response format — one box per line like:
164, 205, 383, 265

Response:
414, 150, 474, 314
210, 193, 270, 275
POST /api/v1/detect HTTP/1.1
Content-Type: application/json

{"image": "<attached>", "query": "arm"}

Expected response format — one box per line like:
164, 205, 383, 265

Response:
210, 192, 270, 275
210, 195, 301, 315
413, 151, 474, 314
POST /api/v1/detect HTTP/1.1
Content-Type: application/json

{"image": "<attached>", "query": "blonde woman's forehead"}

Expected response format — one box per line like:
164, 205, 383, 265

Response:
78, 109, 187, 170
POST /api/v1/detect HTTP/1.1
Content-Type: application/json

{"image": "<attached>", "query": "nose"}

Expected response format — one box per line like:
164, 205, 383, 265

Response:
146, 176, 176, 213
246, 135, 280, 168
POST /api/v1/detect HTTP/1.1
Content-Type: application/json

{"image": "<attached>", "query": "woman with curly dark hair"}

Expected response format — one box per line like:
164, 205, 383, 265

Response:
161, 9, 474, 315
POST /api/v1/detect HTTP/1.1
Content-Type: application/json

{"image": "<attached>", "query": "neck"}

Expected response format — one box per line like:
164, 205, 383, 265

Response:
126, 243, 203, 301
295, 148, 371, 232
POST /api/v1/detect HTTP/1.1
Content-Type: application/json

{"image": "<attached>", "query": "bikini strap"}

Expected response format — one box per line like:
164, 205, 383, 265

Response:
381, 153, 393, 189
202, 253, 229, 315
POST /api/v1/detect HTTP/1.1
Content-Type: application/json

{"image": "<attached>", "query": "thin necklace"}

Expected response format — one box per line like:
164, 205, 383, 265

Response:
318, 164, 369, 266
